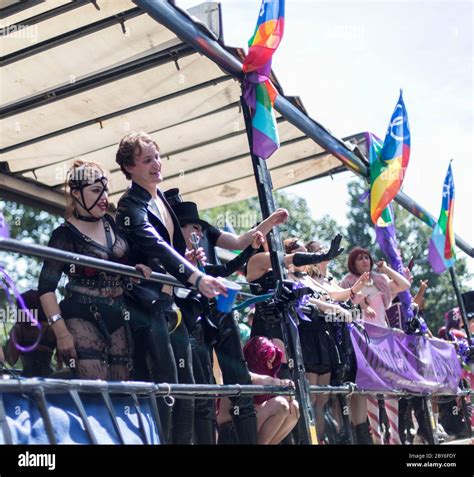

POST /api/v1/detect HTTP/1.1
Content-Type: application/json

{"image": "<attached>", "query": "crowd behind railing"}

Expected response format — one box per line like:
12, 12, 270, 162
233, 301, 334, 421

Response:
0, 132, 472, 445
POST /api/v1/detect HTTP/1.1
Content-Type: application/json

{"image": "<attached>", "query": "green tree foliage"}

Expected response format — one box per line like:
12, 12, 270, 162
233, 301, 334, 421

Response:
0, 199, 61, 300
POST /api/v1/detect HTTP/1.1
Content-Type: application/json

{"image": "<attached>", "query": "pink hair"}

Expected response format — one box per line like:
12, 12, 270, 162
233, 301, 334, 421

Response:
243, 336, 283, 377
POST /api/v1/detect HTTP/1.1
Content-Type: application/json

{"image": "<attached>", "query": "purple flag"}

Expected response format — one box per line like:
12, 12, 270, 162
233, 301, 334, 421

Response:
351, 322, 461, 394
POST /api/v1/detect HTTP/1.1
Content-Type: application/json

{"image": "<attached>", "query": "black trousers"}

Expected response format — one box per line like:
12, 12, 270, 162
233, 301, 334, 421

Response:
132, 296, 194, 445
178, 297, 257, 445
205, 308, 257, 444
189, 323, 217, 444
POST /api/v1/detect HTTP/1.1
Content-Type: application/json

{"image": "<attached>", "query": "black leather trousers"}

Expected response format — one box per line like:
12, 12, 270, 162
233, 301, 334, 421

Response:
177, 294, 257, 445
132, 296, 194, 445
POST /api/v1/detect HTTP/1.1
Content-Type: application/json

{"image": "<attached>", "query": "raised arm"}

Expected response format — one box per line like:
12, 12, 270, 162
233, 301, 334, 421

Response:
376, 261, 411, 295
216, 208, 289, 250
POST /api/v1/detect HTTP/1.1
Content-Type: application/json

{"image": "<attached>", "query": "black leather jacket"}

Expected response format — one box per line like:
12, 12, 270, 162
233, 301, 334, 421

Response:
116, 182, 197, 298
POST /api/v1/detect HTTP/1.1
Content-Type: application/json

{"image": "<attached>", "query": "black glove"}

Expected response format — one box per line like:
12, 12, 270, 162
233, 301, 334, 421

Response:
324, 233, 344, 261
292, 234, 344, 266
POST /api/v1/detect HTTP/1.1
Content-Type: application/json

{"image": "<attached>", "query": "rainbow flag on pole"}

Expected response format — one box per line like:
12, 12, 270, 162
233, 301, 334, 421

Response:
370, 90, 410, 224
428, 162, 456, 273
368, 134, 414, 326
243, 0, 285, 159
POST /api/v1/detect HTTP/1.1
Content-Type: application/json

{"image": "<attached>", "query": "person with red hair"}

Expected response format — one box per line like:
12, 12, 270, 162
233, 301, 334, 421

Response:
341, 247, 410, 327
245, 337, 300, 444
341, 247, 410, 444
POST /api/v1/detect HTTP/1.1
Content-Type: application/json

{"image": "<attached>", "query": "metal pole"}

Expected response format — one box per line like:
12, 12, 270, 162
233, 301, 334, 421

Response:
239, 95, 317, 445
424, 397, 439, 445
0, 236, 187, 289
131, 0, 474, 258
449, 267, 472, 342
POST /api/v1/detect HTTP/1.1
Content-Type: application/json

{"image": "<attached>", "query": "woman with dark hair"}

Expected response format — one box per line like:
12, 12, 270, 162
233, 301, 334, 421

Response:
245, 234, 344, 442
284, 238, 366, 443
305, 239, 369, 443
38, 161, 151, 380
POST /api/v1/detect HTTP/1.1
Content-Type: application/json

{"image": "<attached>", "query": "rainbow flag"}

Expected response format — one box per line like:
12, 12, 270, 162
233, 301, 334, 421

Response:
370, 90, 410, 224
428, 162, 456, 273
243, 0, 285, 159
368, 134, 414, 327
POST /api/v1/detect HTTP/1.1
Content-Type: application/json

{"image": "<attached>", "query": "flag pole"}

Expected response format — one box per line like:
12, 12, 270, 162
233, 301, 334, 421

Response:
240, 94, 318, 445
448, 266, 472, 343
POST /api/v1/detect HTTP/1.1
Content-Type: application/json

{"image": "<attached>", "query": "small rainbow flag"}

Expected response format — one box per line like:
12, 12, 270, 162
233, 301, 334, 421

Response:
428, 162, 456, 273
243, 0, 285, 159
370, 90, 410, 224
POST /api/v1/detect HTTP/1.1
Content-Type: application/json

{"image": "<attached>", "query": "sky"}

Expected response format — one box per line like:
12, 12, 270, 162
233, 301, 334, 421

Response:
178, 0, 473, 278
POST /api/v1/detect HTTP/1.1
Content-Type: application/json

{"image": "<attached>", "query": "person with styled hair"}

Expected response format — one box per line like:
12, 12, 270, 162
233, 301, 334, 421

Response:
115, 131, 227, 444
38, 160, 151, 382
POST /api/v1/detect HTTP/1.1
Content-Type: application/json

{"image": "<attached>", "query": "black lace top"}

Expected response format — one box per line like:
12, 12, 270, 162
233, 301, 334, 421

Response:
249, 271, 276, 295
38, 215, 130, 299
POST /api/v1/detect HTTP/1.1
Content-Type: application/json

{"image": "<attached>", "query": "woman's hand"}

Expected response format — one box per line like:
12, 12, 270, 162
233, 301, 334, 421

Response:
352, 272, 370, 293
376, 260, 389, 273
0, 345, 5, 363
364, 306, 377, 319
197, 275, 228, 299
269, 208, 289, 226
185, 247, 207, 267
251, 231, 265, 250
323, 234, 344, 261
135, 263, 153, 279
279, 378, 295, 388
55, 330, 77, 367
419, 279, 429, 291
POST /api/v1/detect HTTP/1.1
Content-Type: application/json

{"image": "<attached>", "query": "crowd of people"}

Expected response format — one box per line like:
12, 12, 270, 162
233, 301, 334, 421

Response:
1, 131, 472, 445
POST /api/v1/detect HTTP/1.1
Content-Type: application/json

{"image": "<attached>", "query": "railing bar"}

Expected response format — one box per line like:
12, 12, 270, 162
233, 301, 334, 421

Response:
0, 393, 13, 444
68, 389, 98, 445
32, 387, 57, 445
130, 392, 149, 445
100, 389, 126, 445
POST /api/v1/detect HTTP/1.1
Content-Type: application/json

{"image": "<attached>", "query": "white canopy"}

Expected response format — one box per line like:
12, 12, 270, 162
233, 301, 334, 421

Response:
0, 1, 353, 214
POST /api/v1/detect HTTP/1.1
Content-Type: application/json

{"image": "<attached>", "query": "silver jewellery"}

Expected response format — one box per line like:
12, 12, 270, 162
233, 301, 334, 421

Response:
47, 313, 64, 325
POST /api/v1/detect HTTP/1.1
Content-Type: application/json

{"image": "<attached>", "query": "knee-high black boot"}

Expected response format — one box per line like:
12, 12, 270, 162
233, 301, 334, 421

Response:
169, 322, 195, 445
354, 421, 374, 445
213, 310, 257, 445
